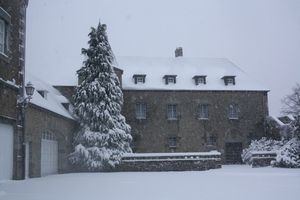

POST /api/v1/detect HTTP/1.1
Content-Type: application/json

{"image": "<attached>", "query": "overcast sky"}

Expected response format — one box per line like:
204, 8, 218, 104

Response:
26, 0, 300, 116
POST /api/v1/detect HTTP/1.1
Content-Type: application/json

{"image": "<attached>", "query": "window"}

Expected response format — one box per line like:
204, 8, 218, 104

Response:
135, 103, 146, 119
193, 76, 207, 85
163, 75, 177, 84
168, 77, 175, 83
42, 131, 56, 141
136, 77, 144, 83
133, 74, 146, 84
167, 104, 177, 120
228, 104, 239, 119
168, 137, 177, 149
0, 19, 5, 54
222, 76, 236, 85
0, 7, 11, 57
207, 135, 217, 146
198, 104, 209, 119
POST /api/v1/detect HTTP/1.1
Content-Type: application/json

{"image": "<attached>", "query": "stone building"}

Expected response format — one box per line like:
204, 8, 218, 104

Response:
0, 0, 28, 180
24, 74, 77, 178
117, 49, 269, 164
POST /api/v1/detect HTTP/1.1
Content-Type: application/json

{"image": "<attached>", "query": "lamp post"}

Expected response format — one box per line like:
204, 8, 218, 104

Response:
23, 81, 35, 104
18, 81, 35, 179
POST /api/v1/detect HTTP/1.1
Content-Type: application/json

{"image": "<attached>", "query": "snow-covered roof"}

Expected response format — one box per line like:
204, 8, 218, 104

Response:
269, 116, 285, 126
116, 56, 269, 91
25, 73, 74, 120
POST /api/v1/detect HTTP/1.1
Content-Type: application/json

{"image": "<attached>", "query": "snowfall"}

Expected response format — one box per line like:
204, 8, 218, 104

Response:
0, 165, 299, 200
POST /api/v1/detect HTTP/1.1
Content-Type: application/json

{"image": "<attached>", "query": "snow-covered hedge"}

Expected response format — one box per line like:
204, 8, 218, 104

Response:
242, 137, 300, 168
241, 138, 283, 165
272, 138, 300, 168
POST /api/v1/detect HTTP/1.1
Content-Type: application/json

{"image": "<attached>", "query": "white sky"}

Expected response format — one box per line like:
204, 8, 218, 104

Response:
26, 0, 300, 116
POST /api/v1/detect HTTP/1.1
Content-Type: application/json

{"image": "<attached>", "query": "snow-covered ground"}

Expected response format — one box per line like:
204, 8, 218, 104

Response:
0, 165, 299, 200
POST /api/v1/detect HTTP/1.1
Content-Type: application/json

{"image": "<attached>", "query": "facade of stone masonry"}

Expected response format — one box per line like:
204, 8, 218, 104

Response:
0, 0, 28, 180
25, 104, 77, 178
123, 90, 268, 163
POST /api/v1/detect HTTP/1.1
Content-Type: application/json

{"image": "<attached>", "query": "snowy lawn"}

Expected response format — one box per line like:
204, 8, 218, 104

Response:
1, 165, 300, 200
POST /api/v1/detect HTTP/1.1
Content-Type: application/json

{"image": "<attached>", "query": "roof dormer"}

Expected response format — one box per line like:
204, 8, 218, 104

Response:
222, 76, 236, 86
37, 90, 48, 99
163, 75, 177, 85
133, 74, 146, 84
193, 75, 207, 85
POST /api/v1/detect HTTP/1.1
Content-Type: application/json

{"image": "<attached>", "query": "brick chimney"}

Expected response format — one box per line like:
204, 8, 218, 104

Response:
175, 47, 183, 57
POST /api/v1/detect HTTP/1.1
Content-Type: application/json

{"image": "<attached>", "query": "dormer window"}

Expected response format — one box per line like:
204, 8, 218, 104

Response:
193, 75, 207, 85
37, 90, 48, 99
133, 74, 146, 84
62, 103, 70, 110
163, 75, 177, 85
222, 76, 236, 85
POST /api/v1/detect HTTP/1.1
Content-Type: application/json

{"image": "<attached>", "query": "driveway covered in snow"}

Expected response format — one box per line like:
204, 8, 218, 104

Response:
0, 165, 299, 200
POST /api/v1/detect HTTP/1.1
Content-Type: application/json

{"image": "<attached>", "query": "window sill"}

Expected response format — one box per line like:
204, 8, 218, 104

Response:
167, 118, 178, 121
135, 117, 146, 120
0, 52, 10, 63
228, 117, 239, 120
198, 118, 209, 120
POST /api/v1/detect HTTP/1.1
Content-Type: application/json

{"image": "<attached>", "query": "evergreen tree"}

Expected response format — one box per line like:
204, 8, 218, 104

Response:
70, 22, 132, 170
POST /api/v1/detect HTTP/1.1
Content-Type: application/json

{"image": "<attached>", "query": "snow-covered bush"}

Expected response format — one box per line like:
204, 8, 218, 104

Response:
69, 22, 132, 171
242, 137, 283, 164
272, 138, 300, 168
243, 137, 300, 168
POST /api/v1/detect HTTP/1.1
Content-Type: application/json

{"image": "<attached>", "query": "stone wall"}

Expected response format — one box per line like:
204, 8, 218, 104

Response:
123, 90, 268, 163
116, 152, 221, 171
25, 104, 77, 177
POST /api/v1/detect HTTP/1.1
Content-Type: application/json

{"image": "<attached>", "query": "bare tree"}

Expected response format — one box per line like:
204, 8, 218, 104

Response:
282, 83, 300, 116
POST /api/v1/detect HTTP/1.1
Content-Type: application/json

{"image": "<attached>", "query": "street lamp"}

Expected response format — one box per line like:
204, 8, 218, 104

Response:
18, 81, 35, 179
25, 82, 35, 99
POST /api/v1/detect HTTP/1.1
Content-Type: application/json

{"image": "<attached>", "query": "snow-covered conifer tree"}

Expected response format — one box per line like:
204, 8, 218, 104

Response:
70, 22, 132, 170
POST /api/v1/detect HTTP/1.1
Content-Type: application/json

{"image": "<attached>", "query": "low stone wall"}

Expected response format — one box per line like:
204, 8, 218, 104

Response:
251, 151, 277, 168
116, 151, 222, 172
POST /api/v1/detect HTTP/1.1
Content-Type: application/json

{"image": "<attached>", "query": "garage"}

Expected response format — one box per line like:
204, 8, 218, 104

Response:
41, 131, 58, 176
0, 123, 14, 180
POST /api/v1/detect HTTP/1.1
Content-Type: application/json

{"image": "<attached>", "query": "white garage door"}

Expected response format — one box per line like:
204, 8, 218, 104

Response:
41, 131, 58, 176
0, 123, 14, 180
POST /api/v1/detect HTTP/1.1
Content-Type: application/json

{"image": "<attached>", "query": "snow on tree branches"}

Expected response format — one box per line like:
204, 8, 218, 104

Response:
69, 22, 132, 170
282, 83, 300, 116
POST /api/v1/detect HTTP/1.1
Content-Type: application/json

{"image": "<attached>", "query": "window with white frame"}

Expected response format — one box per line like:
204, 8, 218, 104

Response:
42, 131, 57, 141
222, 76, 236, 85
135, 103, 146, 119
228, 104, 239, 119
167, 104, 177, 120
193, 76, 207, 85
163, 75, 177, 84
133, 74, 146, 84
0, 7, 11, 57
0, 19, 5, 54
199, 104, 209, 119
